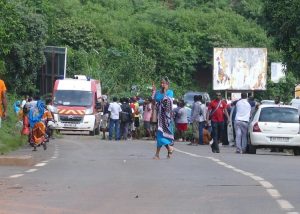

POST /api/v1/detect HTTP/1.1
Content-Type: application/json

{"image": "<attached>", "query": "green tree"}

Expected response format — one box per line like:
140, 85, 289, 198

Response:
263, 0, 300, 80
2, 2, 47, 94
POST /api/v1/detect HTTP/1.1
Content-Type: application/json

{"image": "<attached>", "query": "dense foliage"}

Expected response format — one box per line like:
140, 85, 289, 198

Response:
263, 0, 300, 79
0, 0, 298, 100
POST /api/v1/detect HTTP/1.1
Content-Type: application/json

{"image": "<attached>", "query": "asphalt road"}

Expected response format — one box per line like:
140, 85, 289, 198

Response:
0, 135, 299, 214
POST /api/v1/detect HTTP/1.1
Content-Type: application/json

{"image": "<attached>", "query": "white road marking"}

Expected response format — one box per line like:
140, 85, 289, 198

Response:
277, 200, 294, 210
9, 174, 24, 178
216, 162, 227, 166
267, 189, 281, 198
224, 165, 235, 169
25, 169, 38, 173
250, 175, 264, 181
260, 181, 274, 189
7, 143, 59, 180
174, 147, 298, 213
35, 163, 47, 167
173, 149, 204, 158
232, 168, 245, 173
241, 172, 254, 176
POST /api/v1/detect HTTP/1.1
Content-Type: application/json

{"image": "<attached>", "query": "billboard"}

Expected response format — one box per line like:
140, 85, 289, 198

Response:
271, 62, 286, 83
39, 46, 67, 95
213, 48, 267, 90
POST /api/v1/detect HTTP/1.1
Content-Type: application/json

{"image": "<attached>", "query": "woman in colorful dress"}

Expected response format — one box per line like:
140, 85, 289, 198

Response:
152, 77, 174, 159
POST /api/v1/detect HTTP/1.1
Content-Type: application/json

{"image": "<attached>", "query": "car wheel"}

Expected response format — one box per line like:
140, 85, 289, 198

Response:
247, 136, 256, 154
293, 147, 300, 156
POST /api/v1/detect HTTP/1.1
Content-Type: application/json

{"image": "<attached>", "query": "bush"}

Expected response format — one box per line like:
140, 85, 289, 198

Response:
0, 94, 26, 154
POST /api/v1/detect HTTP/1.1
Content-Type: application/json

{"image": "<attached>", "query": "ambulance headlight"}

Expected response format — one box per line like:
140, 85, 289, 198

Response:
85, 106, 93, 115
52, 107, 58, 113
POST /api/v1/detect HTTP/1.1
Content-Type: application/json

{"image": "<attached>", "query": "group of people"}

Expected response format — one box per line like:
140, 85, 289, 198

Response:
3, 76, 297, 156
99, 77, 174, 159
7, 91, 56, 150
98, 78, 242, 158
99, 96, 158, 141
15, 96, 55, 137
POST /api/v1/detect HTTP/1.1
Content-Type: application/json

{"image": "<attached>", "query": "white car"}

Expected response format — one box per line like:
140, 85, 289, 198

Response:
260, 100, 283, 105
248, 105, 300, 155
227, 106, 236, 145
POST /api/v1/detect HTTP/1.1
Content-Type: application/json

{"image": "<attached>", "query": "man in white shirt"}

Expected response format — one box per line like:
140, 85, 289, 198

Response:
108, 97, 122, 140
234, 92, 251, 154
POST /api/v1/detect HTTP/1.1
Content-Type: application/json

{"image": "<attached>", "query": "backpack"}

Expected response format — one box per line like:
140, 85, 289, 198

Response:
120, 111, 130, 122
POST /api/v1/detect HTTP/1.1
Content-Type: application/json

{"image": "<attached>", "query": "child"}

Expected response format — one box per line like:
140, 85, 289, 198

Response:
203, 125, 212, 145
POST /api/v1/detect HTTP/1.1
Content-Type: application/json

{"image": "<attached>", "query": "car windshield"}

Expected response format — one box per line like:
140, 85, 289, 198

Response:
53, 90, 93, 107
184, 94, 197, 103
259, 107, 299, 123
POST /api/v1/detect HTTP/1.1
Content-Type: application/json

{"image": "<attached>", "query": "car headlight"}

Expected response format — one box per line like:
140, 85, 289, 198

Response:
85, 106, 93, 114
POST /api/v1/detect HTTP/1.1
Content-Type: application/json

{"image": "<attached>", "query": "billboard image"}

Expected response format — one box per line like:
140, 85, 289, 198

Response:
213, 48, 267, 90
271, 62, 286, 83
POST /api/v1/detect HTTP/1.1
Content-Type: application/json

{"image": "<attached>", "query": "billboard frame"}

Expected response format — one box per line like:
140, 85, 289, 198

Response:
212, 47, 267, 91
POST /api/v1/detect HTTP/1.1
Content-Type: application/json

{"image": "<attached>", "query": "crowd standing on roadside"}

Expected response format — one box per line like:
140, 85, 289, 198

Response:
3, 71, 297, 157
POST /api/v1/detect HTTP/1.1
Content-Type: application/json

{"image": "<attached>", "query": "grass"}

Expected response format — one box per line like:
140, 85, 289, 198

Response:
0, 94, 26, 155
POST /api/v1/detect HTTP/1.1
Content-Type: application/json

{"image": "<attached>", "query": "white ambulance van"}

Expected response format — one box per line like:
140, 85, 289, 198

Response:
52, 75, 102, 135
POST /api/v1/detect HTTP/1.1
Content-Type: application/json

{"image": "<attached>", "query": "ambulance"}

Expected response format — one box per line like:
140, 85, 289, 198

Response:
52, 75, 102, 135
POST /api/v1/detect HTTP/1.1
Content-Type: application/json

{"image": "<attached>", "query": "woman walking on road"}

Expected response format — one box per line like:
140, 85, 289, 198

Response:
152, 77, 174, 159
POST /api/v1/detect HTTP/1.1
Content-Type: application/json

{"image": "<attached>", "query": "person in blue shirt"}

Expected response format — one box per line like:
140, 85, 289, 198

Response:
152, 77, 174, 159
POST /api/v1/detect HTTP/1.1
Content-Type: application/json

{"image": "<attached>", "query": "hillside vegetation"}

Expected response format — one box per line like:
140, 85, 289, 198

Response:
0, 0, 299, 99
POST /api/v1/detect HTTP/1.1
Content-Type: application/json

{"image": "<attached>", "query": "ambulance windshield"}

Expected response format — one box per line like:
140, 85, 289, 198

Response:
53, 90, 93, 107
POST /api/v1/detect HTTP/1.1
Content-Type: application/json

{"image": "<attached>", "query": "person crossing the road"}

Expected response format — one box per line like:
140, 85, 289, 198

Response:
152, 77, 174, 159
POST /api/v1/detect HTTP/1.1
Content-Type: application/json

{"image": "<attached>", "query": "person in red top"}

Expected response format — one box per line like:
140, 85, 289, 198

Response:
206, 92, 229, 153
